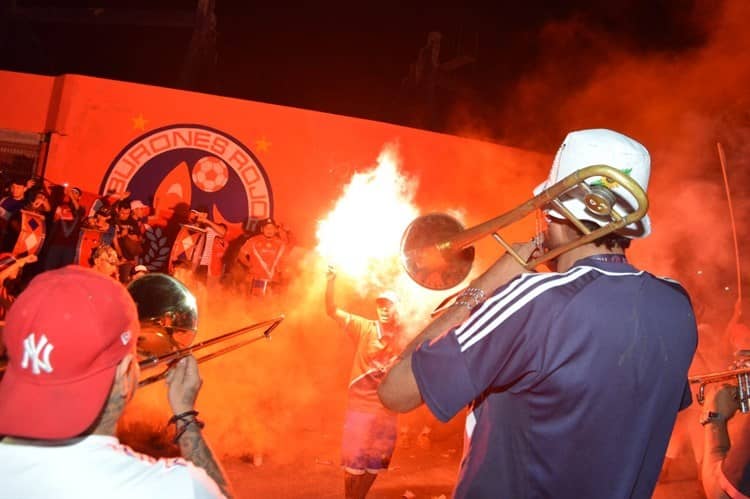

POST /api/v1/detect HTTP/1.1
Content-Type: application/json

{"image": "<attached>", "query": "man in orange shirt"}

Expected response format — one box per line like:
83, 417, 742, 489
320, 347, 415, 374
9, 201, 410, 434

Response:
237, 218, 286, 297
325, 267, 403, 499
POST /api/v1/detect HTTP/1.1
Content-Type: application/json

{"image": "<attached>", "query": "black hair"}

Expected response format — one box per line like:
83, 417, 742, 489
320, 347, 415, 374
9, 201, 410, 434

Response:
579, 220, 631, 250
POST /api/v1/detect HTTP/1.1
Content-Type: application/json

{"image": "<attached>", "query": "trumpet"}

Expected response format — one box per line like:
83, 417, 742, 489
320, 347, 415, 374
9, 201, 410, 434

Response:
401, 164, 649, 290
689, 367, 750, 413
128, 273, 284, 387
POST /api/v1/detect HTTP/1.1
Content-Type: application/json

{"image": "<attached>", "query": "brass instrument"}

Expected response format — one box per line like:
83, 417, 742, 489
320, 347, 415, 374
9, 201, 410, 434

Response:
128, 273, 284, 387
0, 274, 284, 381
136, 317, 284, 387
129, 273, 199, 358
401, 164, 649, 290
690, 366, 750, 413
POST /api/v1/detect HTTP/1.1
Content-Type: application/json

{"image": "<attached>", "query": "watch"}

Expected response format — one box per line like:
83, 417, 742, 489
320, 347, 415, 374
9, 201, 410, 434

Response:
700, 411, 726, 426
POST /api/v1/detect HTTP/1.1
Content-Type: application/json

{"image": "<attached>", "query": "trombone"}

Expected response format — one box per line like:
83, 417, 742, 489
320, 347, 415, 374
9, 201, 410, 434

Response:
0, 274, 285, 384
137, 316, 284, 387
401, 164, 649, 290
127, 273, 284, 387
689, 366, 750, 413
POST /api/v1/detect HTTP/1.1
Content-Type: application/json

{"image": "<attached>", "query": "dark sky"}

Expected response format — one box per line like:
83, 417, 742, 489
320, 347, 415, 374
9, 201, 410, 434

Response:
0, 1, 709, 151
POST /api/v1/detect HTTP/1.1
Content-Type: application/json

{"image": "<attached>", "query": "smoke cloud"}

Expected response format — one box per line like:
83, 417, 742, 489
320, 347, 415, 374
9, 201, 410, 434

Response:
120, 1, 750, 478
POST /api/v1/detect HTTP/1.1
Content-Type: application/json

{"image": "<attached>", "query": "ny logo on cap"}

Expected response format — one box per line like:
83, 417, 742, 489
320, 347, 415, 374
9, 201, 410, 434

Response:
21, 333, 54, 375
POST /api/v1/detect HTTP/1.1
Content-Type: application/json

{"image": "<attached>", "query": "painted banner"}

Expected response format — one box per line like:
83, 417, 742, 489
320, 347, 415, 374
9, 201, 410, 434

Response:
168, 224, 206, 273
0, 71, 549, 256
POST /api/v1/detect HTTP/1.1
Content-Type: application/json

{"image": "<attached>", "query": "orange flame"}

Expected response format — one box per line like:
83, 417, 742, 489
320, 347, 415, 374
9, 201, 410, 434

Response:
316, 145, 419, 290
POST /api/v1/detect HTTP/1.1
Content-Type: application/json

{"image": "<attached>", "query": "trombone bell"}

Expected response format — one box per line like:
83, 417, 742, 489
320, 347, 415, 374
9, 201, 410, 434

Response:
401, 214, 475, 291
127, 273, 198, 358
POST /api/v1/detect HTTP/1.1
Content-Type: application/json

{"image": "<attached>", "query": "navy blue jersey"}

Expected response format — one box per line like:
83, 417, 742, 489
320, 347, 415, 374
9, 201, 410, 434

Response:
722, 417, 750, 496
412, 256, 697, 499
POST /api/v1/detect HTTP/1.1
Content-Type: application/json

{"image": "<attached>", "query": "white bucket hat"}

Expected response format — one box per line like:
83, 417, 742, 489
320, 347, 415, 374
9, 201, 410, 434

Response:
533, 128, 651, 238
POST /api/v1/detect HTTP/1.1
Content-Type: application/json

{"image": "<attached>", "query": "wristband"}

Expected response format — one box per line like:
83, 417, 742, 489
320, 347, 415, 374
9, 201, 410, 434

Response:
168, 410, 205, 444
453, 287, 486, 310
172, 418, 205, 444
168, 410, 199, 425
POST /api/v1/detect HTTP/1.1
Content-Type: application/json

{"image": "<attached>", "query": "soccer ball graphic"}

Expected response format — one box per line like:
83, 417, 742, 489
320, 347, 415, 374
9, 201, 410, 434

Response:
192, 156, 229, 192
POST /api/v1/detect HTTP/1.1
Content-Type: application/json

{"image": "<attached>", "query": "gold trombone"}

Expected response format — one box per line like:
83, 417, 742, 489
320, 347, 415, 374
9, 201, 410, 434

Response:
0, 274, 284, 383
401, 164, 649, 290
127, 273, 284, 387
137, 316, 284, 387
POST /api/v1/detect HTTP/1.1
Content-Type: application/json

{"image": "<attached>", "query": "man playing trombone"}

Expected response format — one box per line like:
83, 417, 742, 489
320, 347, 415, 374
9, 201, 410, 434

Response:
379, 128, 698, 498
0, 266, 233, 498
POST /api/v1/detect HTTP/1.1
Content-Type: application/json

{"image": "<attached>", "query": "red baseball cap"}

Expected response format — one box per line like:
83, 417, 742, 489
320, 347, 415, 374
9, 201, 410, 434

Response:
0, 265, 139, 439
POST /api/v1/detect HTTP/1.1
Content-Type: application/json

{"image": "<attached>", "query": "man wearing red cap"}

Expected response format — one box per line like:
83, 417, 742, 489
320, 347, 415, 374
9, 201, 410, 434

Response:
325, 266, 403, 499
0, 266, 232, 498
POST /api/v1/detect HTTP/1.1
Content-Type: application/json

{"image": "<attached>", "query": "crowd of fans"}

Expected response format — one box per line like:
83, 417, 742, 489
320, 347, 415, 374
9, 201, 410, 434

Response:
0, 175, 293, 322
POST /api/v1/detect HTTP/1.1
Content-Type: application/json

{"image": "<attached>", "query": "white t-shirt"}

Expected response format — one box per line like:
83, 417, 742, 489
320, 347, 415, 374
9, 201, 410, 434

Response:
0, 435, 225, 499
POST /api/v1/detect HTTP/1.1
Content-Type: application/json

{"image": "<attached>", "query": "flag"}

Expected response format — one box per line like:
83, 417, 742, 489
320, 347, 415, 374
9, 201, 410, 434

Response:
168, 224, 206, 273
75, 227, 104, 267
12, 210, 47, 257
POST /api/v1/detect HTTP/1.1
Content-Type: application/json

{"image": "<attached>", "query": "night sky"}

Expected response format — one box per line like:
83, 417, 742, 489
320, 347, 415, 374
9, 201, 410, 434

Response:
0, 1, 710, 151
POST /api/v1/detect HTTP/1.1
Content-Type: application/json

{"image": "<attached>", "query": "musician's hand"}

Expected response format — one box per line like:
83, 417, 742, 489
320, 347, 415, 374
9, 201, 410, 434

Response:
23, 254, 38, 265
708, 384, 740, 421
165, 355, 202, 415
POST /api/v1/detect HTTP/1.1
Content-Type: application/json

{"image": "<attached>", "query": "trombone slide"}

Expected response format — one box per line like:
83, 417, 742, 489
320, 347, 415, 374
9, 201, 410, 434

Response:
137, 315, 285, 387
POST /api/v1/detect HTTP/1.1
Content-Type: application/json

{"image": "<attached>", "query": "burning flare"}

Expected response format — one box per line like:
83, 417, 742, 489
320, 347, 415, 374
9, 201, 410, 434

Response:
316, 145, 419, 290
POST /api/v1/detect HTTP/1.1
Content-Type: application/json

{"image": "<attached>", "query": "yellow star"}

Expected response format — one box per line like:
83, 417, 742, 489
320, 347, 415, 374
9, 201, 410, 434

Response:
255, 137, 272, 152
132, 114, 148, 131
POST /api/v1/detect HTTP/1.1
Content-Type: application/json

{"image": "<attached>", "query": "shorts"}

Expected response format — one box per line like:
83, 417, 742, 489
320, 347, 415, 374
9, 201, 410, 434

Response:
341, 409, 398, 474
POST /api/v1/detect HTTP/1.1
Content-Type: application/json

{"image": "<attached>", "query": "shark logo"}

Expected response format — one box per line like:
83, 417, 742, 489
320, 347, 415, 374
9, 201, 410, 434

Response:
101, 124, 273, 270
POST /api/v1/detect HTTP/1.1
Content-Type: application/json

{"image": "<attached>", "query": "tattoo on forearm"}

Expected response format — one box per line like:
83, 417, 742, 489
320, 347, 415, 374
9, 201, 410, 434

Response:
178, 424, 233, 499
